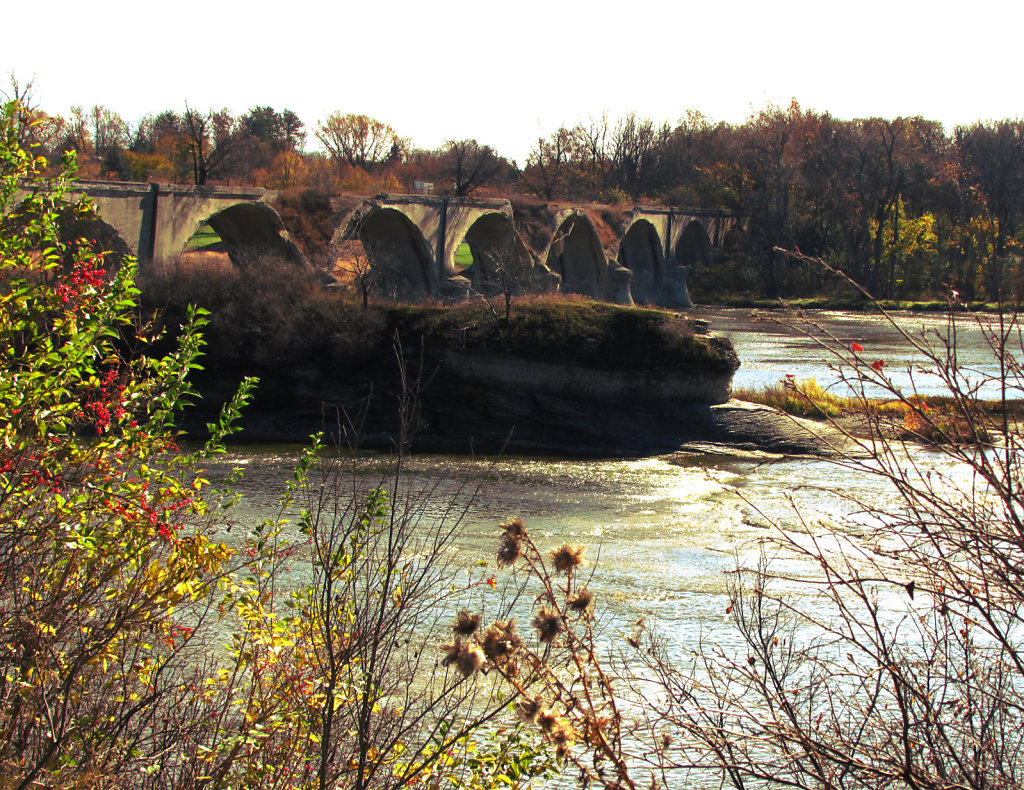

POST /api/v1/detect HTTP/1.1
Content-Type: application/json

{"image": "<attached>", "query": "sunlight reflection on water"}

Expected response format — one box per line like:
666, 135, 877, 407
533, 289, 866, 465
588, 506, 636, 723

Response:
198, 306, 1004, 787
698, 306, 1020, 398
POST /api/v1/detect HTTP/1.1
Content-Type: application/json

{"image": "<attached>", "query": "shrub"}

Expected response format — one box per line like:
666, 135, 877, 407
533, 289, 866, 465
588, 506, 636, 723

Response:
734, 375, 849, 417
0, 98, 254, 787
475, 290, 1024, 788
0, 100, 551, 790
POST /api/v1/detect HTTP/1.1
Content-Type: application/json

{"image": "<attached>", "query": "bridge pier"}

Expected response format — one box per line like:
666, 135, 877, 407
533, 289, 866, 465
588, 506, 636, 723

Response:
661, 266, 693, 309
607, 266, 634, 306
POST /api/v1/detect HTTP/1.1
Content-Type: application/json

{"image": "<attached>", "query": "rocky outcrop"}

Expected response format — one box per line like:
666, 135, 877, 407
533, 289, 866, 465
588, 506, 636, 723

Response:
681, 400, 860, 457
187, 348, 849, 458
445, 352, 734, 404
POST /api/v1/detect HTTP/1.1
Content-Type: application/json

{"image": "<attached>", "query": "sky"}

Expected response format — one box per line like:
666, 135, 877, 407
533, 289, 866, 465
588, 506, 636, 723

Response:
5, 0, 1023, 165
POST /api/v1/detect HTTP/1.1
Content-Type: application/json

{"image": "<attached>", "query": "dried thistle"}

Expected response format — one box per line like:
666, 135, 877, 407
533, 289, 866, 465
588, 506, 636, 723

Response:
440, 639, 485, 677
549, 719, 575, 746
568, 587, 594, 615
532, 606, 563, 644
481, 618, 521, 663
515, 696, 542, 722
500, 517, 528, 539
582, 715, 610, 746
497, 532, 522, 568
452, 609, 481, 636
551, 543, 585, 573
536, 708, 559, 732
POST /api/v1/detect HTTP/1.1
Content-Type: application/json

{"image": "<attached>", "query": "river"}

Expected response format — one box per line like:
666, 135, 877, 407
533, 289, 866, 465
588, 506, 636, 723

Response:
695, 305, 1017, 398
205, 306, 1006, 786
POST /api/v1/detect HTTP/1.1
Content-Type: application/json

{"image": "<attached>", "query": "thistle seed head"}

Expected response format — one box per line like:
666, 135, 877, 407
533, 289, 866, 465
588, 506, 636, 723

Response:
532, 606, 563, 644
497, 533, 522, 568
500, 517, 528, 539
440, 639, 485, 677
452, 609, 481, 636
549, 719, 575, 746
515, 696, 542, 722
551, 543, 585, 573
481, 618, 521, 663
536, 708, 558, 732
568, 587, 594, 615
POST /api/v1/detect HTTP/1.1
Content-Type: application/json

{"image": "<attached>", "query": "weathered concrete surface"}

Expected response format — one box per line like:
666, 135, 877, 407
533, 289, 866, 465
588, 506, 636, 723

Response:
542, 210, 608, 298
330, 195, 517, 299
68, 181, 306, 270
78, 184, 740, 307
325, 195, 741, 308
618, 208, 743, 309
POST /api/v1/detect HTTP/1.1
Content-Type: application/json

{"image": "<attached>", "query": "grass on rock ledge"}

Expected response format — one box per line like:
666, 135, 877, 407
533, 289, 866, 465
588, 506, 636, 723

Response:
142, 259, 739, 376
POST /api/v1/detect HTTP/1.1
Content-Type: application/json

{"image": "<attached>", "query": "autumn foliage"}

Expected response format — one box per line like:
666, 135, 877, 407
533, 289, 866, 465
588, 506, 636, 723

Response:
0, 100, 557, 790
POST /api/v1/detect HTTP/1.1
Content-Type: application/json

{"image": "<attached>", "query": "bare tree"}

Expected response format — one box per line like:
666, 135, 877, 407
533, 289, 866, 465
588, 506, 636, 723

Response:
522, 129, 573, 200
441, 139, 511, 196
465, 225, 541, 321
183, 104, 236, 185
609, 112, 666, 199
316, 113, 404, 172
335, 237, 387, 308
89, 105, 129, 158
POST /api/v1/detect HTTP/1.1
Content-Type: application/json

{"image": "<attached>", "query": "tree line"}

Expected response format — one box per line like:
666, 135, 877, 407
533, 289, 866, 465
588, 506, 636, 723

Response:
12, 79, 1024, 302
7, 84, 1024, 790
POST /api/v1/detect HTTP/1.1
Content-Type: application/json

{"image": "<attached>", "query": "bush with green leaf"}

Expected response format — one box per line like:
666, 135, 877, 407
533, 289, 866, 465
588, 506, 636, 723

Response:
0, 99, 554, 790
0, 97, 263, 786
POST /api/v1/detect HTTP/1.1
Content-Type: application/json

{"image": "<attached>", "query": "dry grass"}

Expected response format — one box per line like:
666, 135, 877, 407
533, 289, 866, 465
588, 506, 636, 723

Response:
170, 250, 233, 273
733, 377, 850, 418
736, 376, 1024, 444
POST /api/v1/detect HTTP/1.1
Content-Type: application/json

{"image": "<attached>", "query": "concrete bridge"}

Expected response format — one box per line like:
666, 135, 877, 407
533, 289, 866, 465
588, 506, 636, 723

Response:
74, 182, 739, 308
332, 195, 741, 308
68, 180, 305, 269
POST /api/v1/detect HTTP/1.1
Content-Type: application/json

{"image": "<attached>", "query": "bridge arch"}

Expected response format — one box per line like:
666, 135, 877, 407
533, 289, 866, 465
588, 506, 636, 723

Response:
674, 220, 713, 270
57, 208, 134, 271
196, 202, 305, 268
355, 206, 436, 299
618, 219, 664, 305
545, 211, 606, 298
456, 212, 518, 294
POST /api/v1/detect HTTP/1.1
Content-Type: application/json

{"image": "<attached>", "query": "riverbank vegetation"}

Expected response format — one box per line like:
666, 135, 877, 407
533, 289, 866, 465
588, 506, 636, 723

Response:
735, 375, 1024, 444
1, 100, 562, 789
12, 75, 1024, 304
140, 255, 736, 381
461, 294, 1024, 789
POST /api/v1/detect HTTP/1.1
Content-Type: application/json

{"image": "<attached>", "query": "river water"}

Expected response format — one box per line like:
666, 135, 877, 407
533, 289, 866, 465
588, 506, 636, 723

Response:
206, 307, 1009, 785
695, 305, 1017, 398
